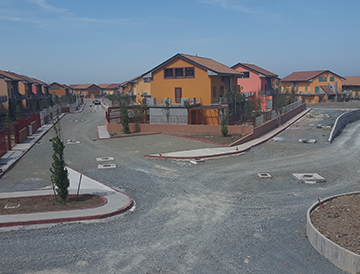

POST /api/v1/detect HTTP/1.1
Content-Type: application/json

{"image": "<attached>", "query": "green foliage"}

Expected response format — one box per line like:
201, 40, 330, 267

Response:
162, 98, 171, 124
120, 102, 130, 134
221, 112, 228, 137
15, 104, 22, 119
49, 123, 69, 204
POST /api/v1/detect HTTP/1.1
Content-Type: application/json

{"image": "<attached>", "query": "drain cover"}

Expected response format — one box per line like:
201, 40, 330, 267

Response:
5, 203, 20, 209
98, 164, 116, 169
96, 157, 115, 161
292, 173, 325, 183
258, 173, 272, 178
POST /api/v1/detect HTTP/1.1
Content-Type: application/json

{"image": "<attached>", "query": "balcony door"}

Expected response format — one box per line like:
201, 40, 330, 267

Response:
175, 87, 182, 103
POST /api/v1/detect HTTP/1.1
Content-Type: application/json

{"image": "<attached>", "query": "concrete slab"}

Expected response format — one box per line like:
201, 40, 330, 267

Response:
292, 173, 326, 183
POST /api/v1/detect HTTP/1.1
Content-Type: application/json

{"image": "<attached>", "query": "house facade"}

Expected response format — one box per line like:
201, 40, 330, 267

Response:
143, 53, 243, 125
49, 82, 70, 97
122, 76, 151, 105
280, 70, 345, 103
98, 83, 123, 96
342, 76, 360, 98
70, 84, 101, 98
232, 63, 279, 110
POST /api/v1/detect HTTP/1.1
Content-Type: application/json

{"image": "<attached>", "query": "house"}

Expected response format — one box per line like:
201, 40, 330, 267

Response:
342, 76, 360, 98
232, 63, 279, 110
69, 84, 101, 98
98, 83, 124, 96
49, 82, 71, 97
122, 75, 151, 105
143, 53, 243, 125
0, 70, 51, 112
280, 70, 345, 104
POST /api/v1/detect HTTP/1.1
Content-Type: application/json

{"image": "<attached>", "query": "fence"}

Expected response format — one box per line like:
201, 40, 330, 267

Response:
0, 130, 6, 158
255, 100, 305, 127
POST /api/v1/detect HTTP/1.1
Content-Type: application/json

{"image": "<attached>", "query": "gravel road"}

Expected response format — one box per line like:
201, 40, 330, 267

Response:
0, 102, 359, 274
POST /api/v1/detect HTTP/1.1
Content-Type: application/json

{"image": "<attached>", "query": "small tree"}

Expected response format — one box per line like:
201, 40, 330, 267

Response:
162, 98, 171, 124
120, 101, 130, 134
49, 122, 69, 204
221, 110, 228, 137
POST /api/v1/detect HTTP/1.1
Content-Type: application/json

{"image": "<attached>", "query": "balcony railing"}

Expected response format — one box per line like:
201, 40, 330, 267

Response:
148, 97, 201, 107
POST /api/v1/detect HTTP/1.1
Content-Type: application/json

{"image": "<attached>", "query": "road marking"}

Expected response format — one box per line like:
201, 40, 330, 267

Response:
258, 173, 271, 178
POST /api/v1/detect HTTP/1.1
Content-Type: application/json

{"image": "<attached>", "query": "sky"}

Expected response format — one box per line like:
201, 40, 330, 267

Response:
0, 0, 360, 85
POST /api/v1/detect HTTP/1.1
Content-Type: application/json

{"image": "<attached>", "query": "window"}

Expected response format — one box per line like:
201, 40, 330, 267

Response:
164, 68, 173, 78
305, 87, 308, 92
175, 68, 184, 78
185, 67, 194, 77
319, 76, 327, 82
220, 86, 224, 95
213, 86, 216, 98
144, 78, 151, 83
315, 86, 320, 93
330, 76, 335, 81
239, 71, 250, 78
296, 86, 299, 91
164, 67, 194, 79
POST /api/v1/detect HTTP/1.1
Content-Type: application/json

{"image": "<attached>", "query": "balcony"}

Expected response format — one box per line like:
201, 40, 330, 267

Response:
148, 97, 201, 107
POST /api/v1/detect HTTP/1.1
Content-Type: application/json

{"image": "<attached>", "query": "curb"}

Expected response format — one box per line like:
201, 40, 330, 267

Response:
307, 192, 360, 274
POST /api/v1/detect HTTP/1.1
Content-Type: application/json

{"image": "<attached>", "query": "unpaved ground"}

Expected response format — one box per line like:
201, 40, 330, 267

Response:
310, 193, 360, 255
0, 195, 104, 214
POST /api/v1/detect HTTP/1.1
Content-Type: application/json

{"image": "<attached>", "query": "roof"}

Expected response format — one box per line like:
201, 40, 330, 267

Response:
342, 76, 360, 86
232, 63, 278, 77
144, 53, 243, 77
320, 86, 335, 95
281, 70, 344, 82
98, 83, 123, 89
69, 84, 100, 89
0, 70, 48, 86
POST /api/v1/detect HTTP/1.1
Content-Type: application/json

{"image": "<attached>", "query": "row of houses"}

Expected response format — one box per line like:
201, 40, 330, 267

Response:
102, 53, 360, 125
2, 53, 360, 123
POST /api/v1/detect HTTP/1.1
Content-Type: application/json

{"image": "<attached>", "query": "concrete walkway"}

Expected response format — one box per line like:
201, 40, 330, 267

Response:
144, 108, 312, 159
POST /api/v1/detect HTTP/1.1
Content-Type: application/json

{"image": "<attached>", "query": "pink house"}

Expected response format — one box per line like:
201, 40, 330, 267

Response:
232, 63, 279, 110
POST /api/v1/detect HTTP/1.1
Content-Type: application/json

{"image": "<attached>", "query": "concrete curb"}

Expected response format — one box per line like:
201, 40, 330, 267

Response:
306, 192, 360, 274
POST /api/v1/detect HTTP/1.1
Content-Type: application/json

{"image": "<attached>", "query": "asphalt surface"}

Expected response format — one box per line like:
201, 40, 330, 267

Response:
1, 101, 360, 273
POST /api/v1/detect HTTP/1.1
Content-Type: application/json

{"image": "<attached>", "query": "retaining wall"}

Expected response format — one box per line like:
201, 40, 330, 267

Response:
328, 109, 360, 143
307, 192, 360, 274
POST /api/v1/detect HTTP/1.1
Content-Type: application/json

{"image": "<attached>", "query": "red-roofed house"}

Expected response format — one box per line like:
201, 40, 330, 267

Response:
70, 84, 101, 98
232, 63, 279, 110
280, 70, 345, 103
49, 82, 71, 97
98, 83, 124, 95
342, 76, 360, 98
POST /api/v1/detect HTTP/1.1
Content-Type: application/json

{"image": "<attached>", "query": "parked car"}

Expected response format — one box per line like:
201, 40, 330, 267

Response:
92, 100, 101, 105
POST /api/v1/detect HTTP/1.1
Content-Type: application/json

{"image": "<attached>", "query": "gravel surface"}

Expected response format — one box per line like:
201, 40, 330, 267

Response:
0, 102, 359, 273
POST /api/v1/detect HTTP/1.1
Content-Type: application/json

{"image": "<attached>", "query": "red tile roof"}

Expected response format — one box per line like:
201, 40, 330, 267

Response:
281, 70, 344, 82
69, 84, 99, 89
144, 53, 243, 77
320, 86, 335, 95
98, 83, 123, 89
232, 63, 278, 77
342, 76, 360, 86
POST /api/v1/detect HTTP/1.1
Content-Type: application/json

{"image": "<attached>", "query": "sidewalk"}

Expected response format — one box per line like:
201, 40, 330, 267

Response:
144, 108, 312, 159
0, 167, 133, 228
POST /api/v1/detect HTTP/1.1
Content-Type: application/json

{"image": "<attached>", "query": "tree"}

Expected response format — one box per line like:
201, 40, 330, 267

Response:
120, 101, 130, 134
221, 110, 228, 137
162, 98, 171, 124
49, 122, 69, 204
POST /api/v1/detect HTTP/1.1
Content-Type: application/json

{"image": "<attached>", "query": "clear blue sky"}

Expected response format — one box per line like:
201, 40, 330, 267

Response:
1, 0, 359, 85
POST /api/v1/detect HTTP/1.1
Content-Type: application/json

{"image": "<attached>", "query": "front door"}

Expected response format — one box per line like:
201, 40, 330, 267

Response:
175, 87, 182, 104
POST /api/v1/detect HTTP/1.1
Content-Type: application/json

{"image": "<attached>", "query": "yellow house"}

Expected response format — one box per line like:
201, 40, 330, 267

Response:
280, 70, 345, 103
121, 75, 151, 105
143, 53, 243, 125
69, 84, 101, 98
98, 83, 124, 96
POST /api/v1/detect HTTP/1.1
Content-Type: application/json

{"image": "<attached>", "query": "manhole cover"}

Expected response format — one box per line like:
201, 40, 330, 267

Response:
292, 173, 326, 183
98, 164, 116, 169
258, 173, 272, 178
96, 157, 115, 162
5, 203, 20, 209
